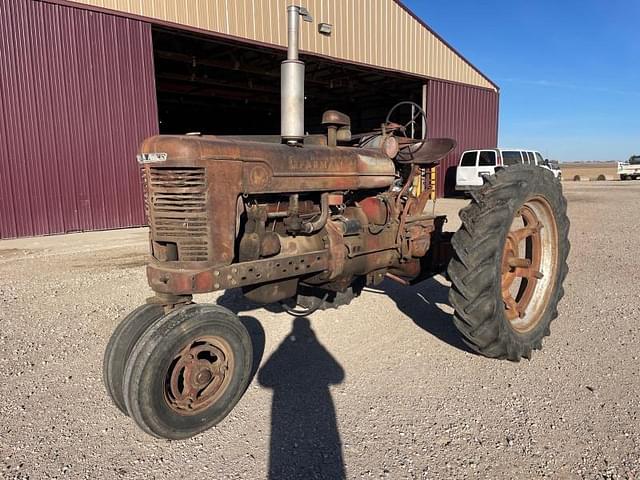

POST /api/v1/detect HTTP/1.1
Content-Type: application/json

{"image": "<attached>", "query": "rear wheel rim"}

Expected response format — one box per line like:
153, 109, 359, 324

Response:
163, 336, 235, 415
501, 196, 559, 333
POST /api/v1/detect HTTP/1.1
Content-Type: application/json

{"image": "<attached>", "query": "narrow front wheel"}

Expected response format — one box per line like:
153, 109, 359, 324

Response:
123, 304, 253, 439
103, 304, 165, 414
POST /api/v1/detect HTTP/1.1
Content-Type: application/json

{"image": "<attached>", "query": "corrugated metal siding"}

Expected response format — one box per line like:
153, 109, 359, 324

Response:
427, 80, 499, 197
66, 0, 496, 90
0, 0, 158, 239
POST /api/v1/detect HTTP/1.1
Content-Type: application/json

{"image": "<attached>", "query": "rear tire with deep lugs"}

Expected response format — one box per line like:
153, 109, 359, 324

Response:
447, 164, 570, 361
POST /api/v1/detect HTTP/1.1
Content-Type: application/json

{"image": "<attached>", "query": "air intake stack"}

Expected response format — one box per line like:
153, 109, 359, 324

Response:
281, 5, 312, 145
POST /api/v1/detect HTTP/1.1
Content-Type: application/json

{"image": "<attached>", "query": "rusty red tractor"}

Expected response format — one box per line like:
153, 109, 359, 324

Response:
103, 6, 569, 439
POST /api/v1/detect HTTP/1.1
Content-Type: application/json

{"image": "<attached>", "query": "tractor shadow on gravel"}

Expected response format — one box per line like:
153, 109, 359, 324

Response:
217, 288, 290, 315
217, 278, 474, 356
236, 315, 266, 384
213, 290, 268, 383
380, 277, 476, 355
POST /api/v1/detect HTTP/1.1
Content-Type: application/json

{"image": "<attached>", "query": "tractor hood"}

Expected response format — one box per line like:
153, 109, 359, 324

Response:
138, 135, 396, 194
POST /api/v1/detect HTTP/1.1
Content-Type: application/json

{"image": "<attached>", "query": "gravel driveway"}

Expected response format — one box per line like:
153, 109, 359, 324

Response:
1, 181, 639, 479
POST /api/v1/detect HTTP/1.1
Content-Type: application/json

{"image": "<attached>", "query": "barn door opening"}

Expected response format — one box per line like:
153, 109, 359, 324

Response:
152, 27, 423, 137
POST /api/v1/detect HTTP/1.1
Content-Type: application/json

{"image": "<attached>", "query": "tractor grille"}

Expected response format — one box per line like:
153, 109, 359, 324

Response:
145, 167, 210, 262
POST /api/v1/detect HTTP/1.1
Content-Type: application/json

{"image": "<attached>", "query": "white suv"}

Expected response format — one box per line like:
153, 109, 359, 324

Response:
455, 149, 560, 191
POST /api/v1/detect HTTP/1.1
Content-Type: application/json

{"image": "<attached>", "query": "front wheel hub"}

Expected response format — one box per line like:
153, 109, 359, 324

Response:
164, 336, 234, 414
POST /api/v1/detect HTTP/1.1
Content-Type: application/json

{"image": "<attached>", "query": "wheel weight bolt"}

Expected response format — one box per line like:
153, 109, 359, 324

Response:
507, 257, 531, 268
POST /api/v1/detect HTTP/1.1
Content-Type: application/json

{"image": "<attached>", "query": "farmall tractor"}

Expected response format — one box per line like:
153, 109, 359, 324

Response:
103, 6, 570, 439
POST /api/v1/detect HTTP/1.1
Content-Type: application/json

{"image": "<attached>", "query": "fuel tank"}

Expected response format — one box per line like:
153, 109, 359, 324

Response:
139, 135, 396, 193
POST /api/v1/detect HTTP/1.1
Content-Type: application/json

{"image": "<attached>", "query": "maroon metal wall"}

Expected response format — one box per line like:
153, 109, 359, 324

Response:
427, 80, 499, 197
0, 0, 158, 239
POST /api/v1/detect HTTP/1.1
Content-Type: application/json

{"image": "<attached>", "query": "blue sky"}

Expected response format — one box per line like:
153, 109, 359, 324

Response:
404, 0, 639, 161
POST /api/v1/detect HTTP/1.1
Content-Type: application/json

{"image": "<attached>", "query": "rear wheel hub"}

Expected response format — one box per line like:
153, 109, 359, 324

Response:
501, 197, 558, 333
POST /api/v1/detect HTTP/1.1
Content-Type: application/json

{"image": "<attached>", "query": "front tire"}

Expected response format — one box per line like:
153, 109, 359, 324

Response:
123, 304, 253, 439
103, 304, 165, 415
447, 165, 570, 361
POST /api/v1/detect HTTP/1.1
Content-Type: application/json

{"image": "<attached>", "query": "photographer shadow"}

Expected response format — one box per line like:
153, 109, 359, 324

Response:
258, 317, 346, 480
379, 276, 475, 354
216, 292, 346, 479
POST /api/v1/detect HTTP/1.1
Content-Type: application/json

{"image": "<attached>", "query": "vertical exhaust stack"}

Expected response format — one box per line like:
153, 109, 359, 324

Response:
281, 5, 312, 145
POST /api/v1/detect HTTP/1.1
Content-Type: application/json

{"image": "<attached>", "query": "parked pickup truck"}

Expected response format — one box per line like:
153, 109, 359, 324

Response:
618, 155, 640, 180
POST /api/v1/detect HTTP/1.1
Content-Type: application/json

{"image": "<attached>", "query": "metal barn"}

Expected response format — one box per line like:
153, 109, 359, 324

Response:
0, 0, 498, 239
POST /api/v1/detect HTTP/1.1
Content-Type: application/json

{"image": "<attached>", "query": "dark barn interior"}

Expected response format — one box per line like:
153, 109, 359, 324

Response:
153, 27, 424, 137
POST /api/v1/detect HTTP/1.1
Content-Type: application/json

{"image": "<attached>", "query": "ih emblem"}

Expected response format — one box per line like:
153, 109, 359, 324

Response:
136, 153, 168, 164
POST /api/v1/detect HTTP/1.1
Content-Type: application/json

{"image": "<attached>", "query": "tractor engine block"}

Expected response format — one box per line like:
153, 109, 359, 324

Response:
237, 190, 439, 304
139, 133, 450, 307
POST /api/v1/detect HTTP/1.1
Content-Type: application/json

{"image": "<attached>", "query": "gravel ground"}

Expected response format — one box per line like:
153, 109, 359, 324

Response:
1, 181, 639, 479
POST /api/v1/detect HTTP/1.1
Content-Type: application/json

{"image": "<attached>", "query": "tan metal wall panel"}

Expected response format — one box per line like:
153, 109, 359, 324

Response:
65, 0, 496, 90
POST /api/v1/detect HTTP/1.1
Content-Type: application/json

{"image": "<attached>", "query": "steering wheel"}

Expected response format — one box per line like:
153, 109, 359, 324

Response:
385, 101, 427, 161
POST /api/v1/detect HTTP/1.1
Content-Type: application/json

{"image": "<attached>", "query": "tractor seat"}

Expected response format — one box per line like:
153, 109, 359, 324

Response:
398, 138, 456, 165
